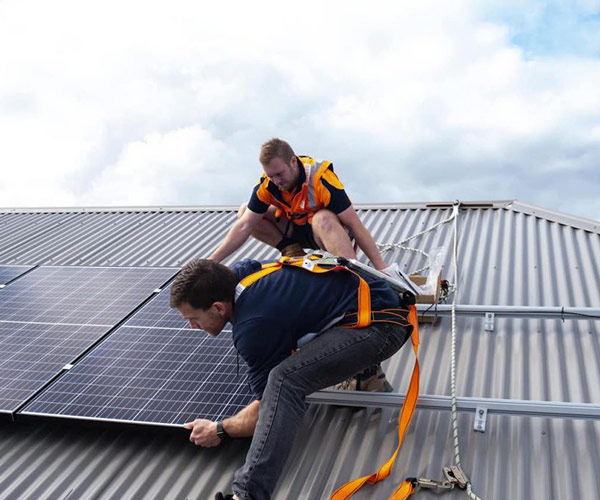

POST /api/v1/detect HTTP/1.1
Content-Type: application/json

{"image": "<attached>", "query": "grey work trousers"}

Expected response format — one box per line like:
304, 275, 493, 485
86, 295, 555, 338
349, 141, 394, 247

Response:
232, 321, 412, 500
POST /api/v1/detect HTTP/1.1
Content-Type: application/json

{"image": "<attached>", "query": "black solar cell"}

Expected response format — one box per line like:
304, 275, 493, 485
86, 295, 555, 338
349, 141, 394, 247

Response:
0, 266, 177, 412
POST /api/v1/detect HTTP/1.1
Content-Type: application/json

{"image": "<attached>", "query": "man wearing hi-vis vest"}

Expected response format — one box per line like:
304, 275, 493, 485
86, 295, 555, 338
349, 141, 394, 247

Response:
171, 257, 415, 500
209, 138, 399, 392
209, 138, 389, 270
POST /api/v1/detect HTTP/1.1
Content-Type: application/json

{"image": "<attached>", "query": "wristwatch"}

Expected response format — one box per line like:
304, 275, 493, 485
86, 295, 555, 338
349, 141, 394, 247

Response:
216, 421, 230, 442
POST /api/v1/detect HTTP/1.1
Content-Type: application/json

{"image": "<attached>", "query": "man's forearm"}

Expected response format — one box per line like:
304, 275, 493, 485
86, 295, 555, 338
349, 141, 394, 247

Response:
352, 223, 387, 270
209, 219, 253, 262
222, 399, 260, 438
184, 400, 260, 446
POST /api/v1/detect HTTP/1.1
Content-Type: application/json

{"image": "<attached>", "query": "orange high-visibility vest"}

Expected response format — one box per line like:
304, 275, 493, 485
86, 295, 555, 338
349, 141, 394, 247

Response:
254, 156, 347, 226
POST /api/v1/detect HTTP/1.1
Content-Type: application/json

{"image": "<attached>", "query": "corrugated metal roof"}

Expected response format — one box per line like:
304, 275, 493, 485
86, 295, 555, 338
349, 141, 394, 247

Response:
0, 200, 599, 500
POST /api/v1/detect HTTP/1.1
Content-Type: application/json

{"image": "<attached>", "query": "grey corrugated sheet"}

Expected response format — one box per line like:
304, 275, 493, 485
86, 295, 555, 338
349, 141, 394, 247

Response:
0, 200, 599, 500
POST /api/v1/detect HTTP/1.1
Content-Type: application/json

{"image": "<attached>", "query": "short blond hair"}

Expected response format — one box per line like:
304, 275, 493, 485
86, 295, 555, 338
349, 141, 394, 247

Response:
259, 138, 295, 165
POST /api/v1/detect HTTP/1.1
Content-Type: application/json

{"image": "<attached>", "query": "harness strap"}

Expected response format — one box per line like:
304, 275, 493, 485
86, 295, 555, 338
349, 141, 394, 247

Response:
283, 256, 371, 328
330, 304, 420, 500
274, 162, 313, 222
235, 262, 282, 300
236, 257, 371, 328
272, 159, 330, 225
340, 307, 411, 328
238, 261, 281, 287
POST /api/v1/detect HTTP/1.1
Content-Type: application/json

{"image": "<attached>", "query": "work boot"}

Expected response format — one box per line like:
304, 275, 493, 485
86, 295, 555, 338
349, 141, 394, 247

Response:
280, 242, 306, 258
214, 493, 235, 500
333, 364, 394, 392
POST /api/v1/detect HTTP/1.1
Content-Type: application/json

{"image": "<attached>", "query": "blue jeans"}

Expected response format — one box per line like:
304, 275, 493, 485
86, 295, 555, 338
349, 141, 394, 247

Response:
232, 321, 412, 500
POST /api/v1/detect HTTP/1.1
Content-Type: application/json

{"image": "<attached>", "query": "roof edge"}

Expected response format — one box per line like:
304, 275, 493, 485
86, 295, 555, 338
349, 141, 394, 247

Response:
508, 201, 600, 234
0, 200, 514, 214
0, 205, 239, 214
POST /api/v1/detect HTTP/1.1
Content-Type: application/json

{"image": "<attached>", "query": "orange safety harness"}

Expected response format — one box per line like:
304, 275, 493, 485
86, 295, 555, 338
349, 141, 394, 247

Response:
272, 161, 320, 226
236, 255, 421, 500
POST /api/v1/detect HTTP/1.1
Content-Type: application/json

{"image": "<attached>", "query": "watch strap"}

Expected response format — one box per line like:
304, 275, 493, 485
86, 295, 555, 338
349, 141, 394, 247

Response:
216, 421, 230, 441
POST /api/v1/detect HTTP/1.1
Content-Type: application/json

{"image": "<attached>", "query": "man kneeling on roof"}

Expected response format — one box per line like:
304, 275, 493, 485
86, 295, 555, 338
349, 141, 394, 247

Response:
171, 257, 414, 500
209, 137, 398, 392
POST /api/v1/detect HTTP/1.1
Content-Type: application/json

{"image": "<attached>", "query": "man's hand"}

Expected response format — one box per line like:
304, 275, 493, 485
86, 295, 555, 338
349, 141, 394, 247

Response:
381, 263, 400, 278
183, 419, 221, 447
183, 400, 260, 446
209, 207, 263, 262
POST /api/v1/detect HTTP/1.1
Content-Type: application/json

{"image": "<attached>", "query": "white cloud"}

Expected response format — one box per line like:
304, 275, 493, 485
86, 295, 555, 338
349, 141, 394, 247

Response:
0, 0, 599, 221
82, 126, 227, 205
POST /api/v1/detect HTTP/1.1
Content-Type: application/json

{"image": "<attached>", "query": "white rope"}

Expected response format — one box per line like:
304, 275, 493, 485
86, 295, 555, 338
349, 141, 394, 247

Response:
377, 202, 484, 498
378, 244, 430, 275
449, 203, 484, 500
377, 206, 459, 275
400, 209, 460, 245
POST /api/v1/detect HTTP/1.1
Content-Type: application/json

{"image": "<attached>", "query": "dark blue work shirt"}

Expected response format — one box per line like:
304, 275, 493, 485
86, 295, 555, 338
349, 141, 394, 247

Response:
231, 259, 399, 399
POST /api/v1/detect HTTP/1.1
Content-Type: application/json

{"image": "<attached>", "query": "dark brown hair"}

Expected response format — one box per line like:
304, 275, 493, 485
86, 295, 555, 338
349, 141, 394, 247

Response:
259, 137, 295, 165
170, 259, 237, 309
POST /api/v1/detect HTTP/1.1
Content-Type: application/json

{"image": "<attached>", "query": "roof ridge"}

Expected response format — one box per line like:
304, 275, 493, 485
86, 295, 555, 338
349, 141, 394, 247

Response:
508, 201, 600, 234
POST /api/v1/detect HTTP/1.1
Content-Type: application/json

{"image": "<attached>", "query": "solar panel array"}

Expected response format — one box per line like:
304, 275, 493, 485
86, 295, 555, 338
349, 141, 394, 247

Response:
0, 265, 33, 286
0, 266, 177, 412
23, 286, 254, 426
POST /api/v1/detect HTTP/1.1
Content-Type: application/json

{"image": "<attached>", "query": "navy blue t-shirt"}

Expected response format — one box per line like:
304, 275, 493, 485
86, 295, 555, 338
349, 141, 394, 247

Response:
231, 259, 399, 399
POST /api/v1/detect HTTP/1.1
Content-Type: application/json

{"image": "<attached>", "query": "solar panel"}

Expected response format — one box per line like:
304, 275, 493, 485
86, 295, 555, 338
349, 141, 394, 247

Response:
22, 286, 254, 426
0, 266, 177, 412
0, 323, 107, 410
0, 265, 34, 286
0, 266, 176, 325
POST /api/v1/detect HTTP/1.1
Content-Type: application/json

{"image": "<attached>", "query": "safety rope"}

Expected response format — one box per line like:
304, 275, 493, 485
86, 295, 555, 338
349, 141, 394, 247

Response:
449, 203, 484, 500
381, 246, 430, 275
376, 201, 484, 500
377, 207, 460, 275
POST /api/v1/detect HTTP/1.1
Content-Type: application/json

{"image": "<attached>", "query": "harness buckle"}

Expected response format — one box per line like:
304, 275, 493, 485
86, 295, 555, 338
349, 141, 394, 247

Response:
304, 250, 341, 267
301, 259, 316, 271
407, 477, 454, 490
443, 465, 469, 489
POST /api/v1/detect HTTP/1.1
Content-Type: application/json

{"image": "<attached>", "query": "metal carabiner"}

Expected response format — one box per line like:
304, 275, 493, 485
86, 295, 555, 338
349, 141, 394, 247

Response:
443, 465, 470, 489
407, 477, 455, 490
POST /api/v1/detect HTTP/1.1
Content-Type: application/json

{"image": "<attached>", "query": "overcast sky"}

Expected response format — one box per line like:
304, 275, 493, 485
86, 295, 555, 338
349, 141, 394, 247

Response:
1, 0, 599, 221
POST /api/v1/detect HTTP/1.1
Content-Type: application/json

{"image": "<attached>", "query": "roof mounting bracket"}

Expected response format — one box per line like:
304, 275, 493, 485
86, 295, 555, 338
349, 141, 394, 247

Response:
474, 406, 488, 432
425, 201, 495, 208
484, 312, 495, 332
